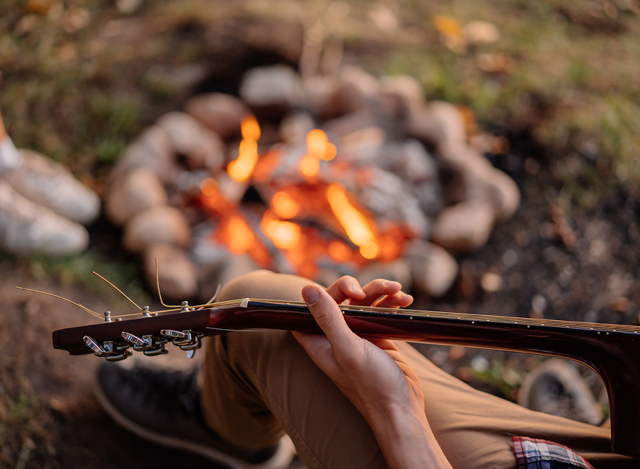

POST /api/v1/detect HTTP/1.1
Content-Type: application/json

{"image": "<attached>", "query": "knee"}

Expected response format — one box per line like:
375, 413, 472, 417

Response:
217, 270, 318, 302
217, 270, 275, 301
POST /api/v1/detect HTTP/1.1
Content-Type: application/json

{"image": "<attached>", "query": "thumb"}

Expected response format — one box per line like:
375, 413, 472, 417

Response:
302, 285, 358, 350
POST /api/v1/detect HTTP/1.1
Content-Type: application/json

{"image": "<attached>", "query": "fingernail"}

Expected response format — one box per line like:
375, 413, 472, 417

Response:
351, 284, 364, 294
302, 286, 321, 305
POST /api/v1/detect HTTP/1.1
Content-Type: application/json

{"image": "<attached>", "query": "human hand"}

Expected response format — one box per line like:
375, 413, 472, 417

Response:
293, 276, 418, 409
292, 277, 421, 423
292, 277, 452, 469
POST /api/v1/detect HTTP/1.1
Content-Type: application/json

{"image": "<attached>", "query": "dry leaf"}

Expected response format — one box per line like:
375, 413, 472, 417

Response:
432, 15, 467, 53
475, 53, 514, 74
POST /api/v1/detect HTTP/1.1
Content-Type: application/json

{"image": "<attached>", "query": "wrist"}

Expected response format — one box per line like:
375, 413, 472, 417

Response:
366, 403, 451, 469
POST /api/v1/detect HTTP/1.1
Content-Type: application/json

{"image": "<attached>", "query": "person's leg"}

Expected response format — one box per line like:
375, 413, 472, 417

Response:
200, 270, 387, 468
395, 342, 636, 468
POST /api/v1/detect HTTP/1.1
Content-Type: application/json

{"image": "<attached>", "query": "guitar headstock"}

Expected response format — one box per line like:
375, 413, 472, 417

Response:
21, 264, 231, 361
52, 306, 219, 360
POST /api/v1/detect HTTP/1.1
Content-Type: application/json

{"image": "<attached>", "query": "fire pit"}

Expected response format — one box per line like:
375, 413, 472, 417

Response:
104, 64, 520, 302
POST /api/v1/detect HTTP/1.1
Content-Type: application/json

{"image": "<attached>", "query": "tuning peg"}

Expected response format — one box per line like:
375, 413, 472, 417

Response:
121, 332, 146, 347
84, 335, 105, 356
160, 329, 188, 340
186, 349, 196, 359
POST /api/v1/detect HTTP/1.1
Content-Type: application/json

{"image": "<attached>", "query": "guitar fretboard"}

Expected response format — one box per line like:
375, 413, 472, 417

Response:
240, 298, 640, 335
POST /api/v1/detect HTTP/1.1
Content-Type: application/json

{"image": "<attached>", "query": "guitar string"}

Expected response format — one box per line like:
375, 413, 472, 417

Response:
21, 284, 640, 335
240, 299, 640, 334
125, 297, 640, 334
205, 326, 271, 333
15, 287, 104, 319
92, 271, 142, 310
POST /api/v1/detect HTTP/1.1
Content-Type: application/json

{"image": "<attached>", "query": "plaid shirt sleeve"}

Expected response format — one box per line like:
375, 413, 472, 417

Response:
513, 436, 596, 469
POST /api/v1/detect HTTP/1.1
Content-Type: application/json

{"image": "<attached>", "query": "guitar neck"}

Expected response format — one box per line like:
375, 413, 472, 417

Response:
52, 299, 640, 457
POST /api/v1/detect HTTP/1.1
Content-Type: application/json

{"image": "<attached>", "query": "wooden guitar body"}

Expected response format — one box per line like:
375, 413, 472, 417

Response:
53, 300, 640, 457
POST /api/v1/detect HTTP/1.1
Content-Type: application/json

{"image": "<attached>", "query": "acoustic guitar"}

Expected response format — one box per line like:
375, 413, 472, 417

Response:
52, 298, 640, 457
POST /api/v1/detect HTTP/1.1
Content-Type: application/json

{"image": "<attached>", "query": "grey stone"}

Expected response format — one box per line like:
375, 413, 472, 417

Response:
110, 125, 176, 184
404, 239, 459, 297
185, 93, 249, 140
123, 205, 191, 253
308, 67, 379, 119
240, 65, 303, 111
518, 359, 602, 426
381, 140, 438, 182
157, 111, 225, 171
144, 243, 198, 301
322, 110, 377, 139
438, 140, 520, 220
280, 111, 316, 145
404, 101, 466, 147
302, 75, 341, 118
379, 74, 424, 112
338, 127, 386, 165
431, 201, 495, 252
105, 168, 167, 226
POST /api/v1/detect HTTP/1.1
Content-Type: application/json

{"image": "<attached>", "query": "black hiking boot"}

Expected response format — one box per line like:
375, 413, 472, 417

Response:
95, 361, 295, 468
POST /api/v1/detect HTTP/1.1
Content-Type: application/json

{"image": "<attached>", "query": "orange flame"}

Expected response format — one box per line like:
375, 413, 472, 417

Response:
307, 129, 337, 161
261, 211, 305, 250
271, 191, 301, 219
299, 129, 336, 178
328, 240, 353, 263
228, 115, 261, 182
326, 184, 379, 259
300, 155, 320, 178
215, 214, 271, 268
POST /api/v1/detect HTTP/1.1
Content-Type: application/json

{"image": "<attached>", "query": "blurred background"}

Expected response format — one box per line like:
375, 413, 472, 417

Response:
0, 0, 639, 467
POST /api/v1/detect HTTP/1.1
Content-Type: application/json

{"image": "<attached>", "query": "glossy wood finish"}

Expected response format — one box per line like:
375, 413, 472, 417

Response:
53, 301, 640, 457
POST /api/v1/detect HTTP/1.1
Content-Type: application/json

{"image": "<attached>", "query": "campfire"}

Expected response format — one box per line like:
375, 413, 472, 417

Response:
105, 65, 520, 302
200, 115, 408, 280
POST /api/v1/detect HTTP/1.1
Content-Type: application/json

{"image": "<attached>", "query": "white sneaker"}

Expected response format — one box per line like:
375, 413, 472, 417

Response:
1, 148, 100, 224
0, 181, 89, 255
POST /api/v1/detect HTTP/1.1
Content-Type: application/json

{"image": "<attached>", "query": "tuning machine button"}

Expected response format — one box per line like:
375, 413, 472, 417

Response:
84, 336, 131, 361
160, 329, 203, 358
84, 335, 106, 356
121, 332, 146, 347
161, 329, 189, 340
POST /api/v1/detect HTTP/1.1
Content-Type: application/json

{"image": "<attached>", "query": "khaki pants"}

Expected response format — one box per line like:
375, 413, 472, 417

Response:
200, 271, 637, 468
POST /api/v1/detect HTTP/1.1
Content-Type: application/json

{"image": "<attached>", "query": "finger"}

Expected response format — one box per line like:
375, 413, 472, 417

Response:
302, 285, 359, 352
350, 279, 403, 306
374, 292, 413, 309
325, 276, 366, 304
